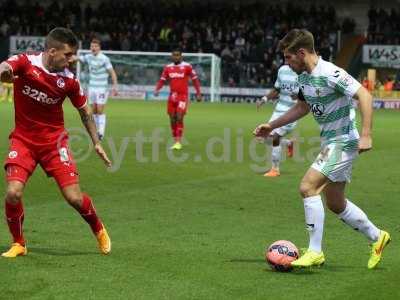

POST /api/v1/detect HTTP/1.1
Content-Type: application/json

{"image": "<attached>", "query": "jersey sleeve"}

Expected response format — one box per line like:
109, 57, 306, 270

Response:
189, 65, 201, 95
189, 65, 198, 80
67, 78, 87, 109
5, 54, 29, 76
274, 69, 281, 90
160, 66, 168, 81
327, 68, 361, 98
104, 56, 113, 70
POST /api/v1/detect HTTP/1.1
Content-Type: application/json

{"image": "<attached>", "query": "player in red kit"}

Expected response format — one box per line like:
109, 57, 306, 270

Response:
154, 49, 202, 150
0, 28, 112, 257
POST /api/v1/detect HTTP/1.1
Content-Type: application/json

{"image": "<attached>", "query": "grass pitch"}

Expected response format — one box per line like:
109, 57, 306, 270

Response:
0, 100, 398, 299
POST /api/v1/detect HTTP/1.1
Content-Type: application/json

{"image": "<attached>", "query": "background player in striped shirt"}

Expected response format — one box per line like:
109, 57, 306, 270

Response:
254, 29, 390, 269
79, 38, 118, 140
256, 65, 298, 177
154, 49, 202, 150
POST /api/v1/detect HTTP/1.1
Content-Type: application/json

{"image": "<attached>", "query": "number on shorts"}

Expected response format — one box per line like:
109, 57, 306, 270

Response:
98, 93, 106, 100
178, 101, 186, 110
316, 147, 330, 165
59, 147, 70, 162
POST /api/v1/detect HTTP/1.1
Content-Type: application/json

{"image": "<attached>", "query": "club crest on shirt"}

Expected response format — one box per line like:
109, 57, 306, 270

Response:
311, 102, 325, 117
57, 78, 65, 88
8, 151, 18, 159
33, 70, 41, 77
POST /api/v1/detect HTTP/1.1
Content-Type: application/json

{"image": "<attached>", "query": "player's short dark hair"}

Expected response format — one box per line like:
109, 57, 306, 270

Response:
171, 48, 182, 55
45, 27, 79, 50
278, 29, 315, 54
90, 37, 101, 46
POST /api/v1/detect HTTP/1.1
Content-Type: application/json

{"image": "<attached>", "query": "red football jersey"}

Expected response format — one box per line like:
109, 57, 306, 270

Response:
5, 53, 87, 145
158, 61, 200, 96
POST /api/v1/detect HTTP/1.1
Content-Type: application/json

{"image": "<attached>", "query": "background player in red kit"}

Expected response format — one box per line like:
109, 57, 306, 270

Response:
154, 49, 202, 150
0, 27, 112, 257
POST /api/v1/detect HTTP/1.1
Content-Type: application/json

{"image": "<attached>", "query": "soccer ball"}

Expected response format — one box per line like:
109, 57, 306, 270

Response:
265, 240, 299, 272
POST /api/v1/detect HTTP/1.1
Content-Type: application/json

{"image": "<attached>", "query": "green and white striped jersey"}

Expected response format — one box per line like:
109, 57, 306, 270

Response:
298, 57, 361, 149
274, 65, 299, 113
80, 52, 113, 89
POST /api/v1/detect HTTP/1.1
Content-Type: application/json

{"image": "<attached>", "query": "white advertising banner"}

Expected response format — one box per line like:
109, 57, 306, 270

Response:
9, 36, 45, 54
363, 45, 400, 68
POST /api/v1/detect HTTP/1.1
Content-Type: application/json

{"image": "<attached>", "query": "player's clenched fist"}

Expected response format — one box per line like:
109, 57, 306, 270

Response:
253, 123, 272, 138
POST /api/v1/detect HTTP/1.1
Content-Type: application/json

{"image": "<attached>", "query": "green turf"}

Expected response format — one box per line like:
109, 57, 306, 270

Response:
0, 100, 398, 300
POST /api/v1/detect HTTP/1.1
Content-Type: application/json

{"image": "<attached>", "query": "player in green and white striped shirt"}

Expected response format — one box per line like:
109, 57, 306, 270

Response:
254, 29, 390, 269
256, 65, 298, 177
79, 38, 118, 140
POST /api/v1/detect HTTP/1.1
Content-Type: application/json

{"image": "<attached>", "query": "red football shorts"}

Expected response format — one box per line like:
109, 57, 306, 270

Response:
167, 92, 189, 115
4, 137, 79, 188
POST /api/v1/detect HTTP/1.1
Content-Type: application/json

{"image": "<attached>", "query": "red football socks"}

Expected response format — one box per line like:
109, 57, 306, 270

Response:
78, 193, 103, 234
175, 121, 184, 141
171, 122, 177, 138
5, 200, 25, 245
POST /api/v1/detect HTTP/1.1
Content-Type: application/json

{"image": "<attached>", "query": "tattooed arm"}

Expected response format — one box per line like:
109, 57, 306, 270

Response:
78, 104, 112, 167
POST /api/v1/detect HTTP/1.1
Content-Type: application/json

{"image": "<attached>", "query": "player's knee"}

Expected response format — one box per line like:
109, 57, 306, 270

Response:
5, 187, 23, 203
299, 181, 318, 198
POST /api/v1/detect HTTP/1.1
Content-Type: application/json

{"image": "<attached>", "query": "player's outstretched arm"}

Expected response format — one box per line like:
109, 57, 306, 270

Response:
191, 77, 202, 102
0, 62, 15, 83
78, 105, 112, 167
155, 66, 168, 96
253, 101, 309, 137
154, 79, 164, 97
109, 68, 118, 96
354, 86, 373, 153
256, 88, 279, 110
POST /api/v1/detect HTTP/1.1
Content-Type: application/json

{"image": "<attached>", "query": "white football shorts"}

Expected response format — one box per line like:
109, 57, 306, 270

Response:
311, 142, 358, 182
88, 87, 109, 105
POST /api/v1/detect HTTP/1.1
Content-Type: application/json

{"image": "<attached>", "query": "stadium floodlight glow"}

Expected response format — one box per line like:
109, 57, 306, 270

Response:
77, 50, 221, 102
